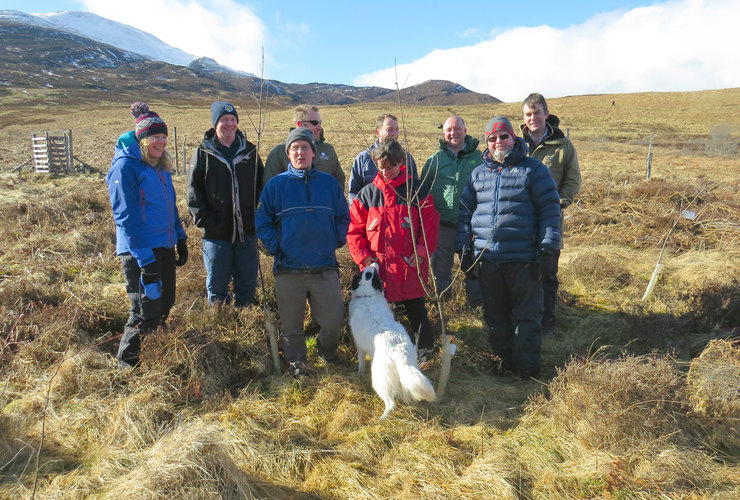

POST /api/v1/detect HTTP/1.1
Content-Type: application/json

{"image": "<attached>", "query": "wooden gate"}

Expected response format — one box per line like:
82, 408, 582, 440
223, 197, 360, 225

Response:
32, 130, 73, 174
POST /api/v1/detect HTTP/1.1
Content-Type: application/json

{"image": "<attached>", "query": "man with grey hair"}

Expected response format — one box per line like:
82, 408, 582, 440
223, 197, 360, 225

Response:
421, 115, 482, 305
520, 92, 581, 337
348, 113, 418, 203
263, 104, 345, 189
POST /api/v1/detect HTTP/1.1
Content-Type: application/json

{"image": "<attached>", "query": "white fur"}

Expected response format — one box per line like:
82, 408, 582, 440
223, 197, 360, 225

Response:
349, 264, 436, 419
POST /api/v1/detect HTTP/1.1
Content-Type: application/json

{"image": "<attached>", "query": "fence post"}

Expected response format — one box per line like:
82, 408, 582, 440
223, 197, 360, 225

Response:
646, 133, 654, 179
173, 127, 179, 175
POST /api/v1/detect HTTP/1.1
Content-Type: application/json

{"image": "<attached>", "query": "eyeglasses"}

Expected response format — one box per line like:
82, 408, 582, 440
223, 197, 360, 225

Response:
487, 133, 510, 142
303, 120, 321, 126
289, 145, 313, 153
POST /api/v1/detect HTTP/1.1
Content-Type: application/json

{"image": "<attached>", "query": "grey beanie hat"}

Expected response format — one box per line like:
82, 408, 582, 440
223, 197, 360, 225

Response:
285, 127, 317, 155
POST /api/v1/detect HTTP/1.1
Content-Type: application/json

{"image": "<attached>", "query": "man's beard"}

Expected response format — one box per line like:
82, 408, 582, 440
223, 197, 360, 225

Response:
492, 147, 511, 162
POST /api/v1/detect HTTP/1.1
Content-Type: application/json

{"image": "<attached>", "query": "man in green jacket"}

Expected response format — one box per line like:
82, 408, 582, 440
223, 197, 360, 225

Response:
421, 115, 482, 306
521, 93, 582, 336
263, 105, 345, 190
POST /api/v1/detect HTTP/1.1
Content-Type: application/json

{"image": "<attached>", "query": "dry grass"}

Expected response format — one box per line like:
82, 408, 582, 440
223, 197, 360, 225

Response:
1, 88, 739, 498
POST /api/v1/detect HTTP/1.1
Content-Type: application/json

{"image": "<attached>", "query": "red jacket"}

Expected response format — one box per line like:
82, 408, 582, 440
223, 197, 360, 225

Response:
348, 166, 440, 302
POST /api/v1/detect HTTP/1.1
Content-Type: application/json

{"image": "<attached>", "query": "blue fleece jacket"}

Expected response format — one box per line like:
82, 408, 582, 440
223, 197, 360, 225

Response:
256, 164, 350, 272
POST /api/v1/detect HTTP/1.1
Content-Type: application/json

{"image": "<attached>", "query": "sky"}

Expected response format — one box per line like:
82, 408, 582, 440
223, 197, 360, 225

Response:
4, 0, 739, 102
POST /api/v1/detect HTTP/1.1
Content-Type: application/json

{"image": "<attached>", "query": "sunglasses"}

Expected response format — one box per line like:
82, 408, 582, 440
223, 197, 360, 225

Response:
303, 120, 322, 126
488, 133, 510, 142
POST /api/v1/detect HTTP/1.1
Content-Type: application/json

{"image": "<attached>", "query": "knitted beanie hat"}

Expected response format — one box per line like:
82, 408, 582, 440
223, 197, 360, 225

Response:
483, 116, 516, 139
131, 102, 167, 142
284, 127, 317, 155
211, 101, 239, 127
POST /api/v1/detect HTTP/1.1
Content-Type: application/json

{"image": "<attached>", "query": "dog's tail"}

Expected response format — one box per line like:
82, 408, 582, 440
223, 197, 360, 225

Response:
393, 349, 436, 403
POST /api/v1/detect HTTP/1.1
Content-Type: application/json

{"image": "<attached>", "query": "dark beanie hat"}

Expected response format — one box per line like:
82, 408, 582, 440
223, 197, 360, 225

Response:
483, 116, 516, 139
211, 101, 239, 127
284, 127, 317, 155
131, 102, 167, 142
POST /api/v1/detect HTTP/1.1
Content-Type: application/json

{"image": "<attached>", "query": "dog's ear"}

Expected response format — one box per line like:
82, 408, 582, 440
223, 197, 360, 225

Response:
351, 271, 362, 291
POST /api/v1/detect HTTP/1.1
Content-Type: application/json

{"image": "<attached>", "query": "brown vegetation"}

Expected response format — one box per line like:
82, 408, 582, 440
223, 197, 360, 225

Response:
0, 88, 739, 498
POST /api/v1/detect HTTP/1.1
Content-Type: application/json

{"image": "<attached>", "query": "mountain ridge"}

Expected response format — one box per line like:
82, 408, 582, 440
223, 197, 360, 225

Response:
0, 9, 500, 106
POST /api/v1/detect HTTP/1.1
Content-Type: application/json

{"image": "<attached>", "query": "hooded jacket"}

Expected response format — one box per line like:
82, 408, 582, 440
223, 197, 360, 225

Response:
107, 141, 187, 267
456, 137, 561, 263
256, 164, 350, 272
520, 114, 581, 208
186, 129, 263, 242
348, 166, 440, 302
420, 134, 481, 227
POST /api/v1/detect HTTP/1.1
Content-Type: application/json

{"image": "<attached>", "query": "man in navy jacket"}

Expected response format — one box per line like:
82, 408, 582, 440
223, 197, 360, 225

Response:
457, 116, 561, 380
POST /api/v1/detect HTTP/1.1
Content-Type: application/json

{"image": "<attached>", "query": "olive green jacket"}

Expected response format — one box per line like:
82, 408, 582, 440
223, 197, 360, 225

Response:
521, 114, 581, 208
420, 135, 481, 227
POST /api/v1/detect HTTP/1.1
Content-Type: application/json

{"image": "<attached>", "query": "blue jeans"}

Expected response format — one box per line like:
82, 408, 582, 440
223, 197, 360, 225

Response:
202, 236, 258, 307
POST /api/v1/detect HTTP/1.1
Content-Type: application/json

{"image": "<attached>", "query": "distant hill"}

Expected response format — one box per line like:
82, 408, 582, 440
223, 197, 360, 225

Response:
0, 10, 500, 106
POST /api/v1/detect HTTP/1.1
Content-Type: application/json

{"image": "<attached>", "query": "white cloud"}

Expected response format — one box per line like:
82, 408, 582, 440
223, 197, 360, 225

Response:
354, 0, 740, 102
81, 0, 266, 74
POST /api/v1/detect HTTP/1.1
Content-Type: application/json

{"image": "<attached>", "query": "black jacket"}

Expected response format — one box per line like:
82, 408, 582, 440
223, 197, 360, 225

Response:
186, 129, 263, 242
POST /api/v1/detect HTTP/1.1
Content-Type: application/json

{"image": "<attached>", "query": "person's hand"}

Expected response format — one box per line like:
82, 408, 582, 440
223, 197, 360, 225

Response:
361, 256, 377, 269
538, 249, 558, 280
176, 239, 188, 266
460, 251, 476, 280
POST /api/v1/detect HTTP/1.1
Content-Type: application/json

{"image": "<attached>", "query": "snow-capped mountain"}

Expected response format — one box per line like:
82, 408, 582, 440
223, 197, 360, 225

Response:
1, 9, 198, 69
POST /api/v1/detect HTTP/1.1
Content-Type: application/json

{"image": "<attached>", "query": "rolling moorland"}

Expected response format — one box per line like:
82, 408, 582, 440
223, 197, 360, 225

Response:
0, 87, 739, 498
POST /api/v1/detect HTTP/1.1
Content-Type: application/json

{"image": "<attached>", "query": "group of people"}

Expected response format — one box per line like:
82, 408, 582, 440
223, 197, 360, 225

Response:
106, 93, 580, 380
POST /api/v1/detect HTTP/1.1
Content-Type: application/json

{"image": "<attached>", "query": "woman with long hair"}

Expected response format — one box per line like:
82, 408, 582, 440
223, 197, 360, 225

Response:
106, 102, 188, 369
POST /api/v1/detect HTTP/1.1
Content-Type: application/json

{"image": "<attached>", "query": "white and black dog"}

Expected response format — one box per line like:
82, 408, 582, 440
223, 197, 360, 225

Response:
349, 263, 436, 419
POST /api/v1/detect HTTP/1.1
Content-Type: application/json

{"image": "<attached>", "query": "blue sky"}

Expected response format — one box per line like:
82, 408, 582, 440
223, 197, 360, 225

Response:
4, 0, 738, 101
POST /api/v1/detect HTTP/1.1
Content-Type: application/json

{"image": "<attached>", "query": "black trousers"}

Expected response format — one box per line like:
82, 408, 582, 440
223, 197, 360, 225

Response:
118, 247, 176, 368
393, 296, 435, 350
479, 261, 543, 378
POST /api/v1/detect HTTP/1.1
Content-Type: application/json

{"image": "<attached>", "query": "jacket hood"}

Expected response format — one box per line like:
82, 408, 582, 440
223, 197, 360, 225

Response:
112, 141, 142, 165
520, 113, 566, 142
482, 137, 528, 168
438, 134, 480, 156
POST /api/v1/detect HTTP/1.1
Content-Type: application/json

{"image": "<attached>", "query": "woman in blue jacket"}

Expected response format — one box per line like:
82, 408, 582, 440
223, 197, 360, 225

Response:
106, 102, 188, 369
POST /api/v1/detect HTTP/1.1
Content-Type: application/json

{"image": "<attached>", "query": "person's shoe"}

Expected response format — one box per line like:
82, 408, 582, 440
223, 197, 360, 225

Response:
417, 347, 434, 363
288, 360, 310, 378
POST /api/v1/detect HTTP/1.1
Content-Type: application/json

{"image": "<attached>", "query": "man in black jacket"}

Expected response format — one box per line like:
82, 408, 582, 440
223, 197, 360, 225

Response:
186, 101, 264, 307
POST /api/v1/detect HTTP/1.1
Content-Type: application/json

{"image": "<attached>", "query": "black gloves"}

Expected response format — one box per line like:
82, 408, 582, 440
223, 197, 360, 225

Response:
538, 249, 558, 280
460, 250, 477, 280
176, 239, 188, 267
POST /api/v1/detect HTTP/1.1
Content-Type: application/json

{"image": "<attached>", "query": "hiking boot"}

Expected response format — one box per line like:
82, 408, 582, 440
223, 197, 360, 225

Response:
417, 347, 435, 363
288, 360, 310, 378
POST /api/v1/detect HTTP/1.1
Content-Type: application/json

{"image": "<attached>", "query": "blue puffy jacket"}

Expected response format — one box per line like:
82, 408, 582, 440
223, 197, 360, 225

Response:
456, 138, 561, 263
256, 164, 350, 272
107, 141, 187, 267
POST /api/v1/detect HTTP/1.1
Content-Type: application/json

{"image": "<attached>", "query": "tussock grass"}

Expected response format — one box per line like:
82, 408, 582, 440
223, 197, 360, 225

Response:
1, 90, 739, 498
